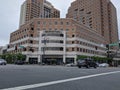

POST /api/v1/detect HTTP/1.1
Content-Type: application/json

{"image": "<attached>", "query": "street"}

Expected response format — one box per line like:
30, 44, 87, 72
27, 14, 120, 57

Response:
0, 65, 120, 90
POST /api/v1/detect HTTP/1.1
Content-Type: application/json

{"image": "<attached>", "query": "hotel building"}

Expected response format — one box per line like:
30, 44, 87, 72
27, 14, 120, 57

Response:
19, 0, 60, 26
7, 0, 119, 64
66, 0, 119, 45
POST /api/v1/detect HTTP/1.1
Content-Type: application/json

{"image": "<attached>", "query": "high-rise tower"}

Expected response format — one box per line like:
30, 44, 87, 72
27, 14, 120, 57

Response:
19, 0, 60, 26
66, 0, 119, 44
8, 0, 119, 64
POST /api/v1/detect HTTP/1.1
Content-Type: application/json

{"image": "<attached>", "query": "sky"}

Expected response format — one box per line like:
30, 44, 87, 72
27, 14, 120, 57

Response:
0, 0, 120, 46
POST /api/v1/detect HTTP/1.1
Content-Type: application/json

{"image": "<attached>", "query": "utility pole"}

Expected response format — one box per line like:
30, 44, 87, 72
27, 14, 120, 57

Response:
42, 34, 48, 64
42, 38, 46, 64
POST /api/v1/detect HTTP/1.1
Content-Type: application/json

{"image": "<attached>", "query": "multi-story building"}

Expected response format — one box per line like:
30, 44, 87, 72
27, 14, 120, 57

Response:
19, 0, 60, 26
66, 0, 119, 45
8, 0, 119, 64
8, 18, 106, 64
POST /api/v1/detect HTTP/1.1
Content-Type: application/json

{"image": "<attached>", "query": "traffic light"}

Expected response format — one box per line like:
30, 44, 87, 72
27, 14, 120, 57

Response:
95, 46, 98, 50
23, 48, 26, 51
7, 45, 10, 48
119, 43, 120, 48
32, 49, 34, 52
106, 44, 109, 50
15, 46, 17, 50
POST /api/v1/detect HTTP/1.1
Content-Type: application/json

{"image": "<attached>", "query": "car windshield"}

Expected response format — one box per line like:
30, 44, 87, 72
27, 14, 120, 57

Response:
78, 59, 85, 63
0, 59, 5, 61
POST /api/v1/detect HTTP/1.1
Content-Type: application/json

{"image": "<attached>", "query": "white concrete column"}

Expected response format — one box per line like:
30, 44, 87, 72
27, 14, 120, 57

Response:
63, 31, 66, 64
38, 31, 43, 64
63, 55, 66, 64
74, 55, 77, 64
38, 55, 41, 64
26, 55, 29, 62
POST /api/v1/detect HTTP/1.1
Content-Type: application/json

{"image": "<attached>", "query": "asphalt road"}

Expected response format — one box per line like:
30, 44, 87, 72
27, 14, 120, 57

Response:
0, 64, 120, 90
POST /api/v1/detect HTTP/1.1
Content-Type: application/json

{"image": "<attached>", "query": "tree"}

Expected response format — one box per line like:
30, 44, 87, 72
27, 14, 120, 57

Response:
0, 53, 26, 63
77, 55, 88, 60
0, 55, 2, 58
16, 53, 26, 61
91, 56, 112, 63
5, 53, 13, 63
1, 54, 6, 59
76, 55, 112, 64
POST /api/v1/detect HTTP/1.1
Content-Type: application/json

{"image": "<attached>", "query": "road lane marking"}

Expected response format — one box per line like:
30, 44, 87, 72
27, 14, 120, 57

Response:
2, 71, 120, 90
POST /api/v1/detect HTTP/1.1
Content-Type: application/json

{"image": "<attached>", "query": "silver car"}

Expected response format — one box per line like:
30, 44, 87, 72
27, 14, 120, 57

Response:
99, 63, 109, 67
0, 59, 7, 65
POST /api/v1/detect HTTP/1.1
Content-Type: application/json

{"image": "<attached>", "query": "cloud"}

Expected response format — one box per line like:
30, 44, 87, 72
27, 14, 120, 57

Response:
0, 0, 25, 46
49, 0, 75, 17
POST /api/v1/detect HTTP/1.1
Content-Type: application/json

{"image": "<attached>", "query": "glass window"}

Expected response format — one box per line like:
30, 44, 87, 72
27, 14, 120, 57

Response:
30, 40, 33, 44
72, 48, 74, 51
31, 27, 34, 30
37, 21, 40, 24
72, 41, 74, 44
43, 28, 46, 30
60, 22, 63, 25
66, 29, 69, 31
55, 21, 57, 25
37, 28, 40, 31
43, 22, 46, 25
30, 34, 33, 37
32, 0, 34, 2
61, 29, 63, 31
72, 35, 75, 37
66, 22, 69, 25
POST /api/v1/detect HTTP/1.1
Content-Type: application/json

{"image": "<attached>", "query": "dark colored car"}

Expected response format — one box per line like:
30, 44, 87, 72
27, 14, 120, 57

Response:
14, 60, 24, 65
77, 59, 97, 68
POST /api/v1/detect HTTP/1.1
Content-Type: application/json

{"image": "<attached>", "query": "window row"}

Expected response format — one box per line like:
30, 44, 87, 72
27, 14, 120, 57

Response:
37, 21, 70, 25
68, 47, 103, 55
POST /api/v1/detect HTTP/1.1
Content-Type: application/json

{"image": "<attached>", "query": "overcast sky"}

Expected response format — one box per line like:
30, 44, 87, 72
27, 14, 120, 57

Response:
0, 0, 120, 46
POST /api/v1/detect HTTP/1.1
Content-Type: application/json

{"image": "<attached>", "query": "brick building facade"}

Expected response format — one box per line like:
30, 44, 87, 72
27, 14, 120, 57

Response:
8, 0, 119, 64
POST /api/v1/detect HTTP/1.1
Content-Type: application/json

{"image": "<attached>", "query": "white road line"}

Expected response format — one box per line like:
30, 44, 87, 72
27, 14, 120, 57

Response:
2, 71, 120, 90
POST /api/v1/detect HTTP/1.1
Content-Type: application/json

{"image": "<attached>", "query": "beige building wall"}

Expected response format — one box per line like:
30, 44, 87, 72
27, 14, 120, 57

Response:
8, 0, 119, 63
66, 0, 102, 34
108, 2, 119, 44
19, 1, 27, 26
19, 0, 60, 26
66, 0, 119, 45
9, 18, 106, 63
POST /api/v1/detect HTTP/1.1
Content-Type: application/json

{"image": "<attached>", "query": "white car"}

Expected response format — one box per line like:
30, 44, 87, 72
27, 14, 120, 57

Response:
99, 63, 109, 67
0, 59, 7, 65
66, 63, 77, 67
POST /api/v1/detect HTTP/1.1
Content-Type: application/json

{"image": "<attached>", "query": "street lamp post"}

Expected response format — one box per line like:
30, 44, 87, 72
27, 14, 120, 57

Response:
42, 33, 49, 64
42, 37, 47, 64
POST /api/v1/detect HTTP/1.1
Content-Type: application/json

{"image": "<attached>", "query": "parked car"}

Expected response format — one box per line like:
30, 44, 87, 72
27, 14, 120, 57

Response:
77, 59, 97, 68
14, 60, 24, 65
0, 59, 7, 65
66, 63, 77, 67
99, 63, 109, 67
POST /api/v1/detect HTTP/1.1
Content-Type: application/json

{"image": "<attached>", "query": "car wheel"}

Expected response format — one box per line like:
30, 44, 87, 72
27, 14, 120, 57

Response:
78, 66, 81, 68
86, 65, 90, 68
94, 65, 97, 68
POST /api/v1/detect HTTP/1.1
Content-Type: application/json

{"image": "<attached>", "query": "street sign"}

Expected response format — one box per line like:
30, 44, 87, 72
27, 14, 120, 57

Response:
19, 46, 24, 48
109, 43, 119, 46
